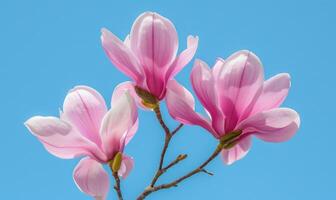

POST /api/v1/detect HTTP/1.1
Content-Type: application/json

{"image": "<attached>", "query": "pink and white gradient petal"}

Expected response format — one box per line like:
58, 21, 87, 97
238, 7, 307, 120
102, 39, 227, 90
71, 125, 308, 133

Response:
221, 136, 252, 165
251, 73, 291, 115
166, 80, 218, 138
118, 154, 135, 179
166, 35, 199, 80
100, 92, 138, 160
112, 81, 149, 110
238, 108, 300, 142
215, 50, 264, 131
101, 28, 144, 84
73, 157, 110, 200
62, 86, 107, 146
25, 116, 106, 161
191, 59, 225, 134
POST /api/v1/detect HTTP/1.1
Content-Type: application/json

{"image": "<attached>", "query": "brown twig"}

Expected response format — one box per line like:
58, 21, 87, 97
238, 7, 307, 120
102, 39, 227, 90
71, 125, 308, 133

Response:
172, 123, 184, 136
150, 106, 185, 187
163, 154, 188, 172
153, 105, 170, 136
112, 172, 123, 200
136, 143, 223, 200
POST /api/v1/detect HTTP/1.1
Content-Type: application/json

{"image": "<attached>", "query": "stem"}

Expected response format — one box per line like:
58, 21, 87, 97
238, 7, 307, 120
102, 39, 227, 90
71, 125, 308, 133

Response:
150, 106, 184, 187
112, 172, 123, 200
153, 105, 170, 135
136, 143, 223, 200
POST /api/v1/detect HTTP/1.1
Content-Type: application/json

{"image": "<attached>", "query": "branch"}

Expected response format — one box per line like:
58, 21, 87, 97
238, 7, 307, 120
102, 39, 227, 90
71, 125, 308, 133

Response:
163, 154, 188, 172
136, 143, 223, 200
112, 172, 123, 200
172, 123, 184, 136
153, 105, 170, 136
150, 106, 185, 187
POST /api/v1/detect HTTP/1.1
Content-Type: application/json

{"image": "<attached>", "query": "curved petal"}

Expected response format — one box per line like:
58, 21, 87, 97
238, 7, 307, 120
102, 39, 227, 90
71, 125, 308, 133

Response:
166, 35, 199, 80
191, 59, 225, 134
214, 50, 264, 132
130, 12, 178, 70
221, 136, 252, 165
251, 73, 291, 115
165, 80, 218, 138
238, 108, 300, 142
130, 12, 178, 98
62, 86, 107, 146
25, 116, 106, 161
100, 92, 138, 160
73, 158, 110, 200
101, 28, 144, 84
112, 81, 149, 110
118, 154, 134, 179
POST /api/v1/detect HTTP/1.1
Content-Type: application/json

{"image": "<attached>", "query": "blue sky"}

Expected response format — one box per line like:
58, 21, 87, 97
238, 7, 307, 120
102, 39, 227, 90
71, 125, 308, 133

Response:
1, 0, 335, 199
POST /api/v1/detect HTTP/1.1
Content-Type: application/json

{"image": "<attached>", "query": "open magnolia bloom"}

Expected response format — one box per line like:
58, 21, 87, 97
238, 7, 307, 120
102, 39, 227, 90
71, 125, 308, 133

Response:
166, 50, 300, 165
101, 11, 198, 108
25, 86, 138, 200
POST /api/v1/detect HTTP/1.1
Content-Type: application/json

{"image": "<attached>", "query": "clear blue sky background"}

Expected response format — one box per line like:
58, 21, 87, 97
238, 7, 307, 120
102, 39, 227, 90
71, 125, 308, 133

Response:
1, 0, 335, 199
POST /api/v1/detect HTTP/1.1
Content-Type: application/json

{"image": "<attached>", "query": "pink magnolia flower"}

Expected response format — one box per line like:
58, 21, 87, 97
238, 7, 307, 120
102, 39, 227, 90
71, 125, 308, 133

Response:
101, 12, 198, 104
166, 50, 300, 165
25, 86, 138, 199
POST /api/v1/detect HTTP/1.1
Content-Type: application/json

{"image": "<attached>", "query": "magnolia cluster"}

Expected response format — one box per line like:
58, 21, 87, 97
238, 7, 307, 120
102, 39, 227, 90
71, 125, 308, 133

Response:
25, 12, 300, 199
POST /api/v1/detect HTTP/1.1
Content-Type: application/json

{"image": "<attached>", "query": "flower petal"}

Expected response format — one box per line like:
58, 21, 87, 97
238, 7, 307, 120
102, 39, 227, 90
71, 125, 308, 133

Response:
166, 35, 199, 79
166, 80, 218, 138
112, 81, 149, 110
191, 59, 225, 134
214, 50, 264, 132
101, 28, 144, 83
221, 136, 252, 165
100, 92, 138, 159
130, 12, 178, 70
130, 12, 178, 98
238, 108, 300, 142
25, 116, 106, 161
73, 158, 110, 200
118, 154, 134, 179
251, 73, 291, 115
62, 86, 107, 146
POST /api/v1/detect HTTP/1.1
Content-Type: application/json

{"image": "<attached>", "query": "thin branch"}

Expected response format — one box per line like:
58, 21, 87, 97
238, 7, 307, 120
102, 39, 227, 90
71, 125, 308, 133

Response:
136, 143, 223, 200
172, 123, 184, 136
162, 154, 188, 172
153, 105, 170, 135
150, 106, 186, 187
112, 172, 123, 200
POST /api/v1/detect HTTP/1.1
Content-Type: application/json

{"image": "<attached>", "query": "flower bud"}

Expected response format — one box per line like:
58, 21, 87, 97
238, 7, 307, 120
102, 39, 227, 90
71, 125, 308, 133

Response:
134, 86, 158, 109
110, 152, 123, 173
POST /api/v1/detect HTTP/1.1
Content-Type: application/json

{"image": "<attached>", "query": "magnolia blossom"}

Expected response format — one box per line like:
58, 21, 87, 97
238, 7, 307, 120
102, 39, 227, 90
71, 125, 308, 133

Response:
101, 12, 198, 104
166, 50, 300, 165
25, 86, 138, 199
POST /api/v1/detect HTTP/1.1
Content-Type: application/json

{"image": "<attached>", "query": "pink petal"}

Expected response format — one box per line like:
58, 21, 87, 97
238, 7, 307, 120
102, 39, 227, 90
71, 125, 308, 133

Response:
100, 92, 138, 160
25, 116, 106, 161
130, 12, 178, 71
238, 108, 300, 142
214, 50, 264, 132
73, 157, 110, 200
62, 86, 107, 146
166, 35, 199, 80
191, 59, 225, 134
221, 136, 252, 165
251, 73, 291, 115
118, 154, 134, 179
130, 12, 178, 98
166, 80, 218, 138
112, 81, 149, 110
101, 28, 144, 84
